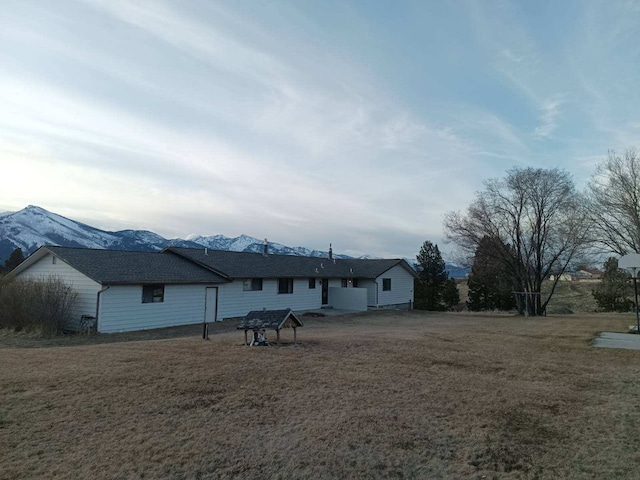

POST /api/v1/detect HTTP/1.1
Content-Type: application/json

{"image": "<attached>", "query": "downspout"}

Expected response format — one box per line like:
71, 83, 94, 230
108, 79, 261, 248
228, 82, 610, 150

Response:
373, 280, 379, 307
96, 285, 110, 332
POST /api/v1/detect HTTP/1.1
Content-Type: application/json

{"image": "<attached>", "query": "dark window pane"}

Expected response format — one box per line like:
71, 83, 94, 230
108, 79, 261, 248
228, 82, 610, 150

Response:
278, 278, 293, 294
142, 284, 164, 303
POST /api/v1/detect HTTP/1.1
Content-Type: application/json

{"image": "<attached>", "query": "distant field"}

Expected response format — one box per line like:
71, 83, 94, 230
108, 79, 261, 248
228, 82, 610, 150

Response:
456, 279, 601, 314
1, 311, 639, 479
543, 280, 600, 314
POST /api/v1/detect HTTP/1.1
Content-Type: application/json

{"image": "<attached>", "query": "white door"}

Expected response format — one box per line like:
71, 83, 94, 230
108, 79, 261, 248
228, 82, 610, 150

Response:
205, 287, 218, 322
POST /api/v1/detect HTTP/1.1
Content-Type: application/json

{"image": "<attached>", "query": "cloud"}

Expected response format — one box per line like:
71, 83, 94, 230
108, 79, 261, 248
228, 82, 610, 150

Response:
9, 1, 638, 259
533, 97, 564, 139
502, 49, 524, 63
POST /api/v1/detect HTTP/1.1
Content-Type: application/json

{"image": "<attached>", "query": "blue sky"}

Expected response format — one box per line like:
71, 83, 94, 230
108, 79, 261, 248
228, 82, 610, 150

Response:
1, 1, 640, 259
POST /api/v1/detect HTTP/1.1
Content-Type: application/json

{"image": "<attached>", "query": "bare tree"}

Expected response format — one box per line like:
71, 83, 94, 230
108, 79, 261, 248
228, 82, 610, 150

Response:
444, 167, 590, 316
588, 149, 640, 255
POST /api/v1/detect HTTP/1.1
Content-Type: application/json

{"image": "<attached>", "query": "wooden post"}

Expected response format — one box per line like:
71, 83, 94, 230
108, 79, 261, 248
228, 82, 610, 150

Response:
277, 328, 280, 346
203, 322, 209, 340
294, 327, 297, 345
244, 329, 248, 346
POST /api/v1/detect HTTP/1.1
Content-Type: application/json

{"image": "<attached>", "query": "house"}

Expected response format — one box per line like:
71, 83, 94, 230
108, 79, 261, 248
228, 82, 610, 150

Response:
577, 269, 603, 280
166, 247, 417, 318
550, 269, 604, 282
6, 246, 228, 333
7, 245, 417, 333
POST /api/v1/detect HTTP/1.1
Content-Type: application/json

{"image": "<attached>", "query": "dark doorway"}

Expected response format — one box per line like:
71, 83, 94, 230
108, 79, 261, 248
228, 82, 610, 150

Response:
322, 278, 329, 305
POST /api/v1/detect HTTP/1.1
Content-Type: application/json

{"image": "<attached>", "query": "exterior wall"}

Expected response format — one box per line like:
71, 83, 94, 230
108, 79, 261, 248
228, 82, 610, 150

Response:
358, 279, 377, 305
375, 265, 415, 307
15, 253, 101, 328
328, 287, 368, 311
98, 284, 214, 333
217, 278, 322, 319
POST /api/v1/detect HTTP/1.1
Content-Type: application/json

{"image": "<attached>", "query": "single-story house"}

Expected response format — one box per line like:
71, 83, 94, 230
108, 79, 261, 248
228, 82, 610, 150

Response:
6, 246, 228, 333
577, 268, 603, 280
549, 269, 604, 282
7, 245, 417, 333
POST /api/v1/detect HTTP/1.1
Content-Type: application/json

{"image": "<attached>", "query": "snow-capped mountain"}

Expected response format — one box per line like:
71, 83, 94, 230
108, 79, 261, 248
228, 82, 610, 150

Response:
0, 206, 469, 275
186, 233, 351, 259
0, 205, 203, 262
0, 205, 350, 263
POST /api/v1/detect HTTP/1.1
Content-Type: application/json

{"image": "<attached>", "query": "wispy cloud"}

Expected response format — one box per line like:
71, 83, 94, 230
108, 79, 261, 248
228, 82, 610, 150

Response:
533, 97, 564, 139
3, 1, 640, 258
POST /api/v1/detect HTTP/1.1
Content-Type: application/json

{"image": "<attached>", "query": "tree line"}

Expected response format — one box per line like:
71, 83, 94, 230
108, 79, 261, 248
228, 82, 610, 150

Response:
413, 149, 640, 315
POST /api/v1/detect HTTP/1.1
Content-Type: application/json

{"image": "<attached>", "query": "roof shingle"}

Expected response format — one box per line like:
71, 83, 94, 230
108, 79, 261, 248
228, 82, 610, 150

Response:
45, 246, 228, 285
166, 247, 417, 279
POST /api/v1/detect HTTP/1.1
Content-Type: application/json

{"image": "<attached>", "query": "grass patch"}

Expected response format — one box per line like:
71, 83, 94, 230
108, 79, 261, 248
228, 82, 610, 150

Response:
1, 311, 640, 479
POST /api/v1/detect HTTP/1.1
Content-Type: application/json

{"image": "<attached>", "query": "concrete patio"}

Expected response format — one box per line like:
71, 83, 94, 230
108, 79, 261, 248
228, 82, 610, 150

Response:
593, 331, 640, 350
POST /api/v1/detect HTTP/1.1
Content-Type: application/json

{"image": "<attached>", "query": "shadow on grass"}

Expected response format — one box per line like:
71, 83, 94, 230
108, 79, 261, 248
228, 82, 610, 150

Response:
0, 319, 242, 349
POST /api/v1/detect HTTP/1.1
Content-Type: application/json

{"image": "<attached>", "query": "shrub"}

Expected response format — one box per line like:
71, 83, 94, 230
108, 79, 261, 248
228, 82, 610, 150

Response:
0, 276, 78, 335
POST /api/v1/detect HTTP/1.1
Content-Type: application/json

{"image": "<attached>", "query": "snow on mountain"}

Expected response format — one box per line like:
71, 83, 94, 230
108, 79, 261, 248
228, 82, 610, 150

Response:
0, 207, 475, 277
0, 205, 121, 261
186, 233, 351, 258
0, 206, 353, 263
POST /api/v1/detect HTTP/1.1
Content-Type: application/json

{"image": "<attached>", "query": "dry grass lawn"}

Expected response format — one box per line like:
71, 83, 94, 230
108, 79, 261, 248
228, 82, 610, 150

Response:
1, 311, 640, 479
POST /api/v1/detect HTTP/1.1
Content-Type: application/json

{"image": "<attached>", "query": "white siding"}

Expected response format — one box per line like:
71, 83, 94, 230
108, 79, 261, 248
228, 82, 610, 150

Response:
217, 278, 322, 319
15, 253, 101, 325
98, 284, 213, 333
376, 265, 415, 307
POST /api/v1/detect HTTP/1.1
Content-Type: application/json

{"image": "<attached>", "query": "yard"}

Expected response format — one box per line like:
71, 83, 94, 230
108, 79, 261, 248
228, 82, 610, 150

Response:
1, 311, 639, 479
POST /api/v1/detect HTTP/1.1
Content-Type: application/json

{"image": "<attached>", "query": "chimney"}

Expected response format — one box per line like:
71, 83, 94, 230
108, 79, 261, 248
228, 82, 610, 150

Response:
329, 243, 333, 260
204, 247, 208, 255
263, 238, 268, 256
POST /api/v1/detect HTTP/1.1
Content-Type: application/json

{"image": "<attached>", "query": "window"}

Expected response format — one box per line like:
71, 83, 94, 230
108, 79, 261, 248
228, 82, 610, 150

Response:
341, 278, 348, 288
243, 278, 263, 291
309, 278, 316, 289
142, 284, 164, 303
382, 278, 391, 291
278, 278, 293, 294
352, 279, 358, 288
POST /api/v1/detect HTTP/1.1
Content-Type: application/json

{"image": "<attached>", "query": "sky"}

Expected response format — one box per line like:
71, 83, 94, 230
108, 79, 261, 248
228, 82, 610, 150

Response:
2, 0, 640, 259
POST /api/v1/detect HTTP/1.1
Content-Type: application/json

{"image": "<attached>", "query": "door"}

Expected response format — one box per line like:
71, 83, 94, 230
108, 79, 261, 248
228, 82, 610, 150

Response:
321, 278, 329, 305
205, 287, 218, 322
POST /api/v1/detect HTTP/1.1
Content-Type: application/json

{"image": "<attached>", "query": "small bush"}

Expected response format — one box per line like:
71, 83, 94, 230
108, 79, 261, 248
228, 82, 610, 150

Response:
0, 276, 78, 335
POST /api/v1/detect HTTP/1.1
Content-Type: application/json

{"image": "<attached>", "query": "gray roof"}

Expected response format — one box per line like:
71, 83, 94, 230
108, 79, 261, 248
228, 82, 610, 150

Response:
166, 247, 418, 280
39, 246, 229, 285
238, 309, 303, 330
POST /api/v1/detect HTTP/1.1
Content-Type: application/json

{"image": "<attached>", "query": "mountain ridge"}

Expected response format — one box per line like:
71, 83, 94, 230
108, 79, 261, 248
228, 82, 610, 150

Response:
0, 205, 353, 263
0, 205, 470, 277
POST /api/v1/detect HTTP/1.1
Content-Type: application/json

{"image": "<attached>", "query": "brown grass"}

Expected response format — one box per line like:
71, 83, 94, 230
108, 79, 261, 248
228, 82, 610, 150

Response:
1, 311, 640, 479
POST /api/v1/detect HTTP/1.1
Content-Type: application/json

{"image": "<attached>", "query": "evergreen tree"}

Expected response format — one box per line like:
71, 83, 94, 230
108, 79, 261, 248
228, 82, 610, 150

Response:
3, 248, 25, 273
442, 278, 460, 310
467, 237, 516, 311
592, 257, 633, 312
414, 241, 453, 310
